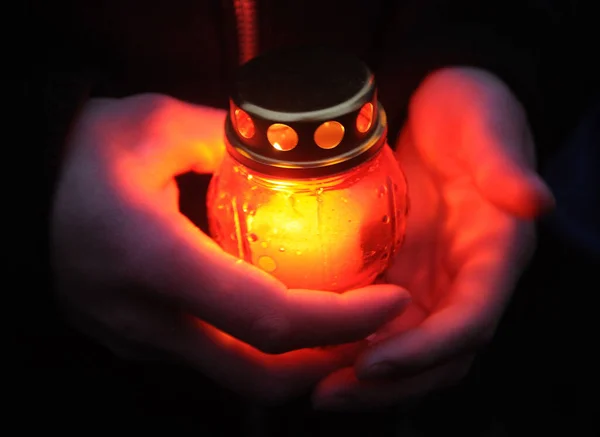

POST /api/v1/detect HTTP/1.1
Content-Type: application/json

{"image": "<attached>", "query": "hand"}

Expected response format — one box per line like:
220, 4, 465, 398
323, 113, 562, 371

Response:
51, 94, 410, 403
313, 68, 555, 410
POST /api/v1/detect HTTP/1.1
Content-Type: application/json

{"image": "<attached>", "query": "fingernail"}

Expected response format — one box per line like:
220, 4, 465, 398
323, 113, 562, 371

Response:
366, 333, 385, 346
364, 362, 394, 378
366, 333, 378, 342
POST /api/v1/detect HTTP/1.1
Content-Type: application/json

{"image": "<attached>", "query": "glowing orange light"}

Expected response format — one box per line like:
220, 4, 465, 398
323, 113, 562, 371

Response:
267, 124, 298, 151
356, 102, 374, 133
208, 146, 407, 292
234, 108, 255, 139
245, 187, 364, 289
208, 49, 410, 292
314, 121, 345, 149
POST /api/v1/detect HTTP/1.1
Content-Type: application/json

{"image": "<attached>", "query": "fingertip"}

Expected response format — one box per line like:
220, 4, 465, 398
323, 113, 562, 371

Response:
384, 286, 413, 316
355, 361, 394, 380
482, 169, 556, 219
527, 174, 556, 216
347, 284, 412, 317
351, 283, 411, 301
506, 174, 556, 219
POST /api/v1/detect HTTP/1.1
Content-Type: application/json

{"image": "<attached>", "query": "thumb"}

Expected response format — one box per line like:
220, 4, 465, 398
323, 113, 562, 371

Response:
463, 108, 555, 219
410, 68, 555, 219
465, 120, 555, 219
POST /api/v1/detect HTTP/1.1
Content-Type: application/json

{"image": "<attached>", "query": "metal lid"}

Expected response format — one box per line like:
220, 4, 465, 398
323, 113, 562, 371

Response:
225, 46, 387, 178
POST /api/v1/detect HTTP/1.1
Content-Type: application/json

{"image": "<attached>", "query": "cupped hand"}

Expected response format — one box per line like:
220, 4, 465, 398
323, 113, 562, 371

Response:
51, 94, 410, 403
313, 67, 555, 410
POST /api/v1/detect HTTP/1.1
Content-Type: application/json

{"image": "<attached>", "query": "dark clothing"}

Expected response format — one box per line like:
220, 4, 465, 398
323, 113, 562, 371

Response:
24, 0, 598, 432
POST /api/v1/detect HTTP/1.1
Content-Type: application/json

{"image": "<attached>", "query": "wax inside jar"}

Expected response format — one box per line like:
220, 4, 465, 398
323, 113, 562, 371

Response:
244, 186, 365, 291
208, 145, 407, 292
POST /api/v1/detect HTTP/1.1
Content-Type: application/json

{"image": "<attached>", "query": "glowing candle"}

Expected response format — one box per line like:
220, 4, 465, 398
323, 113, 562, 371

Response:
207, 47, 408, 292
246, 188, 364, 290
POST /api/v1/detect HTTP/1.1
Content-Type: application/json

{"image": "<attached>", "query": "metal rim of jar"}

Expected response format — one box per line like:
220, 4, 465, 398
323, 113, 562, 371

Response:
224, 104, 388, 179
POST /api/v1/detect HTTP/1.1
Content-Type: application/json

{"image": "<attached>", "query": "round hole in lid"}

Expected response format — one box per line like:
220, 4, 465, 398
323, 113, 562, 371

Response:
267, 123, 298, 151
356, 102, 374, 133
314, 121, 345, 149
234, 108, 255, 139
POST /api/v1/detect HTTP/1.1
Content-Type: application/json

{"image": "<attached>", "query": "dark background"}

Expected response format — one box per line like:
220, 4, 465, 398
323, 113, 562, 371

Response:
22, 0, 598, 433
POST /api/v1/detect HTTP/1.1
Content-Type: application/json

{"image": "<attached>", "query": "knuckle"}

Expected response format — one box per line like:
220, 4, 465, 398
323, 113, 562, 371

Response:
75, 98, 117, 134
131, 93, 178, 128
131, 92, 175, 112
250, 314, 292, 354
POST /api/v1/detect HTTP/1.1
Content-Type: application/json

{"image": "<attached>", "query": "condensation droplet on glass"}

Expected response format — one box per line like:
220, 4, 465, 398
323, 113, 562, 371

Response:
341, 197, 348, 203
279, 247, 286, 252
233, 166, 240, 173
250, 186, 258, 191
235, 259, 244, 265
295, 250, 302, 256
287, 195, 297, 210
258, 255, 276, 272
247, 233, 258, 243
229, 232, 236, 240
247, 174, 253, 180
377, 185, 387, 198
316, 189, 324, 203
260, 241, 269, 249
382, 215, 390, 224
242, 202, 249, 213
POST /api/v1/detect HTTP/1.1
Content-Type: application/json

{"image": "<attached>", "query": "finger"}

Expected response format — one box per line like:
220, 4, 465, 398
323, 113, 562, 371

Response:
313, 355, 474, 411
116, 93, 227, 180
131, 210, 411, 354
462, 112, 555, 218
167, 315, 369, 404
99, 296, 369, 404
409, 68, 555, 219
107, 94, 411, 355
354, 228, 524, 379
